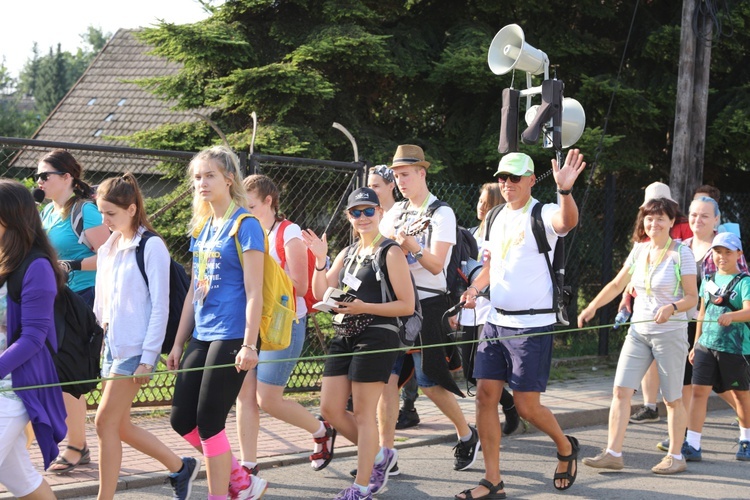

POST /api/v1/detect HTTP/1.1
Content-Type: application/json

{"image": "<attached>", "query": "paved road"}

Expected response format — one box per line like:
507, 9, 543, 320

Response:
79, 409, 749, 499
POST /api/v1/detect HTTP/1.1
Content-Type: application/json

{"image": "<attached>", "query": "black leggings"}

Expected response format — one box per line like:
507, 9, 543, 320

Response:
170, 337, 247, 440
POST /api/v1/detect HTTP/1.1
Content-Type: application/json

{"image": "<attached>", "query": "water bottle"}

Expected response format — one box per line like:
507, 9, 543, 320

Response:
271, 295, 289, 334
613, 307, 631, 329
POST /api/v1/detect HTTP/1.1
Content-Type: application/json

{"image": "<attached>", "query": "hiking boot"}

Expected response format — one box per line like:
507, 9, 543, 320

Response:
369, 447, 398, 495
656, 438, 670, 452
311, 417, 337, 471
350, 462, 399, 478
453, 425, 480, 471
395, 408, 420, 429
651, 455, 687, 475
502, 405, 519, 435
582, 451, 624, 470
736, 440, 750, 461
168, 456, 200, 500
334, 484, 373, 500
681, 441, 702, 462
629, 405, 660, 423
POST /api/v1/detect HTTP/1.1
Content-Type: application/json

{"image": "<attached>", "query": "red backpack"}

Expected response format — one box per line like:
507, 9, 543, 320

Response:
275, 219, 317, 312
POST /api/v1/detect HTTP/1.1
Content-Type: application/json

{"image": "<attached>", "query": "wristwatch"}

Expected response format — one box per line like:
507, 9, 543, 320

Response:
414, 247, 424, 260
557, 188, 572, 195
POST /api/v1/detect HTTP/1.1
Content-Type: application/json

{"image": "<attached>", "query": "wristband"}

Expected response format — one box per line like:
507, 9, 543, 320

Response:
60, 259, 82, 273
315, 263, 327, 272
671, 303, 678, 314
557, 188, 572, 195
139, 363, 154, 371
241, 344, 258, 351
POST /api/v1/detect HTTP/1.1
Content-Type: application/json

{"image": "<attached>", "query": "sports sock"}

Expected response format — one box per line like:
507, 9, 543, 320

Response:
605, 449, 622, 458
354, 483, 369, 494
241, 461, 257, 471
644, 403, 657, 411
740, 426, 750, 442
459, 430, 473, 442
312, 420, 327, 438
670, 453, 683, 460
686, 430, 701, 450
374, 447, 385, 464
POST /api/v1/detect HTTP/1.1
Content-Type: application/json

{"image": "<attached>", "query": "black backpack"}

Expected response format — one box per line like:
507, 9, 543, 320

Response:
485, 201, 571, 326
371, 240, 423, 347
7, 251, 103, 398
135, 231, 190, 354
414, 200, 479, 304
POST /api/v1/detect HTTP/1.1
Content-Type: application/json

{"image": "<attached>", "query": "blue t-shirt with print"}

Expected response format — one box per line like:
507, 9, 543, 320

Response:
699, 273, 750, 355
190, 208, 265, 341
41, 201, 102, 292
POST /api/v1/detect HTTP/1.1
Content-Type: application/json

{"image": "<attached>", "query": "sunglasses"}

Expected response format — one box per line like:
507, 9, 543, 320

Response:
349, 207, 377, 218
35, 171, 66, 182
497, 173, 530, 183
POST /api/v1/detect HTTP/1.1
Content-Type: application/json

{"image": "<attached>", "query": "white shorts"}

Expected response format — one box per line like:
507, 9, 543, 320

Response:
613, 326, 688, 403
0, 397, 43, 497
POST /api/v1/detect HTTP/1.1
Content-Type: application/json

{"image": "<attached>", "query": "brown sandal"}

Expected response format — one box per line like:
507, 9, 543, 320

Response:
47, 445, 90, 474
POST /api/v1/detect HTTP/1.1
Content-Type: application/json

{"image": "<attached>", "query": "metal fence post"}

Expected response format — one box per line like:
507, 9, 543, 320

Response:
597, 172, 616, 356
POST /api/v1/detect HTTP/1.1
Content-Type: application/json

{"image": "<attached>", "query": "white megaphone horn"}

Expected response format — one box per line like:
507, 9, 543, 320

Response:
525, 97, 586, 149
488, 24, 549, 77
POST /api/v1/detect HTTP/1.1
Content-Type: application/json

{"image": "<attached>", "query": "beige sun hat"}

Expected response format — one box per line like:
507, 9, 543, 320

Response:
642, 182, 675, 207
390, 144, 430, 169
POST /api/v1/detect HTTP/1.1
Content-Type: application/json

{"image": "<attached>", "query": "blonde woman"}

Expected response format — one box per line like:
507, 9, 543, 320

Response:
167, 146, 267, 500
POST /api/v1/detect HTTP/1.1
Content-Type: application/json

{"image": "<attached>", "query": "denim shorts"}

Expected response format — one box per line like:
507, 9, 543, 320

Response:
390, 351, 437, 389
101, 340, 143, 377
257, 315, 307, 386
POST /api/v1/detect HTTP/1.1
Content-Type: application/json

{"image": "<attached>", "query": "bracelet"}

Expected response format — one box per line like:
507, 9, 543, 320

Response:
467, 286, 480, 295
557, 188, 572, 195
315, 263, 327, 272
241, 344, 258, 351
671, 303, 678, 313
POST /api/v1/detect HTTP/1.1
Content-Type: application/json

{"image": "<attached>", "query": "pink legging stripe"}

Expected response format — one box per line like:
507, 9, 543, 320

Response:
181, 427, 201, 448
201, 429, 231, 458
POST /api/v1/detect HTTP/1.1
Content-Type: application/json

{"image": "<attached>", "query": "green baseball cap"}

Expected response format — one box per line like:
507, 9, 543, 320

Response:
493, 152, 535, 176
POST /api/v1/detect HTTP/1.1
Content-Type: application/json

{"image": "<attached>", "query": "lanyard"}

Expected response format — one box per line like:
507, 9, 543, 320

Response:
499, 197, 533, 261
644, 237, 671, 296
197, 201, 236, 282
342, 233, 382, 293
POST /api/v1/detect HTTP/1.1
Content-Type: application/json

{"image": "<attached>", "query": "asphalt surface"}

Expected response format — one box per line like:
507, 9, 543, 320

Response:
75, 408, 749, 499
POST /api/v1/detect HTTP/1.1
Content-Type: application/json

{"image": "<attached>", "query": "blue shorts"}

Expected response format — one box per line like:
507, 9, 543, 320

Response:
101, 340, 143, 377
473, 323, 554, 392
257, 315, 306, 386
391, 351, 437, 388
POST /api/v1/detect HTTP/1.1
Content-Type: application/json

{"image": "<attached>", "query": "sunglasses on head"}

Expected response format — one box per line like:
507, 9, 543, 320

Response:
349, 207, 377, 218
35, 171, 66, 182
497, 173, 529, 183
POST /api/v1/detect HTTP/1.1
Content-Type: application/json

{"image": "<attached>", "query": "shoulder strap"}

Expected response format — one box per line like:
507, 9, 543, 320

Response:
484, 203, 506, 243
70, 199, 94, 248
724, 272, 749, 294
530, 202, 551, 254
135, 231, 156, 287
424, 199, 448, 218
275, 219, 292, 269
372, 240, 399, 304
231, 213, 268, 270
7, 251, 47, 303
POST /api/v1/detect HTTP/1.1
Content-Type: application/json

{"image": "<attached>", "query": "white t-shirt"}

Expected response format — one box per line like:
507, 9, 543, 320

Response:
486, 199, 566, 328
626, 242, 696, 335
380, 194, 456, 300
268, 220, 308, 319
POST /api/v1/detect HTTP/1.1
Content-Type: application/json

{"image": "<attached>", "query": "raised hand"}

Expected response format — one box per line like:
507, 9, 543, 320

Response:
551, 149, 586, 191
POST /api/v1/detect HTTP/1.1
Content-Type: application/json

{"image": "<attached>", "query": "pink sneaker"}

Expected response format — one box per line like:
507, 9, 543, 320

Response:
228, 464, 251, 499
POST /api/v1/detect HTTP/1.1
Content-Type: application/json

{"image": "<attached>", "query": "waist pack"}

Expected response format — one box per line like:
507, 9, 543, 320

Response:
135, 231, 190, 354
230, 214, 296, 351
8, 251, 103, 398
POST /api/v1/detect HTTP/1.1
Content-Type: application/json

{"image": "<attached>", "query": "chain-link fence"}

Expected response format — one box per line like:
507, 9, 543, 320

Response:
3, 137, 750, 406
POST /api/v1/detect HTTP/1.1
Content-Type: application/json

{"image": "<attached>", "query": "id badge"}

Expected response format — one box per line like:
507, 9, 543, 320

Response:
342, 273, 362, 291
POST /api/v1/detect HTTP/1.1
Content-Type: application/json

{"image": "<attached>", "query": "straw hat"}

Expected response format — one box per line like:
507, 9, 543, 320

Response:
642, 182, 675, 207
390, 144, 430, 169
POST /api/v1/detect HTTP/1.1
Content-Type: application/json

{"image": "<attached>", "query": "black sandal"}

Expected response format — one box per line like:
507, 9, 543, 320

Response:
554, 435, 579, 491
455, 478, 506, 500
46, 445, 90, 474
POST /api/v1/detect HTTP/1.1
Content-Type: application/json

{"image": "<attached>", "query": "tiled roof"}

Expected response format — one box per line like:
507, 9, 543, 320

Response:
13, 29, 201, 174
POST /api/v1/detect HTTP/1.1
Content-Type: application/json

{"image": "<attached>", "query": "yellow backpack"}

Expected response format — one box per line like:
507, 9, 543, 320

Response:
194, 213, 296, 351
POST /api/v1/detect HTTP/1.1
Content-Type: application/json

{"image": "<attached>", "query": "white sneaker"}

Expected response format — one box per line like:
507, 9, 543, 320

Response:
237, 476, 268, 500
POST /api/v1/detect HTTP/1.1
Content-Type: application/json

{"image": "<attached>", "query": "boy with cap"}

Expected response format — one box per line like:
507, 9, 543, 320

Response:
456, 149, 586, 499
685, 232, 750, 462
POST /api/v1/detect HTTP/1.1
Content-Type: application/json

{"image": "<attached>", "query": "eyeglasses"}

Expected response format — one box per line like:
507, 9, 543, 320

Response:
35, 171, 66, 182
349, 207, 377, 218
497, 173, 529, 183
